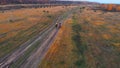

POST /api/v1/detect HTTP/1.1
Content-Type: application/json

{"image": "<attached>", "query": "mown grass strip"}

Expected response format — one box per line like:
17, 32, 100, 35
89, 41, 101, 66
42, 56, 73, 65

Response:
72, 14, 87, 68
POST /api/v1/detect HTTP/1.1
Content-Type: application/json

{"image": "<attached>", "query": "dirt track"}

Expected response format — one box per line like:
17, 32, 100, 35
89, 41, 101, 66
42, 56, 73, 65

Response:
20, 9, 73, 68
0, 7, 77, 68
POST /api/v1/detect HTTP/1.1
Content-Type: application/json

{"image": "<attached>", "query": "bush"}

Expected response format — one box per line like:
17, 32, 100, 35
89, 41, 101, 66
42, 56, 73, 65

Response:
43, 10, 45, 12
9, 19, 13, 22
46, 11, 49, 13
47, 15, 52, 18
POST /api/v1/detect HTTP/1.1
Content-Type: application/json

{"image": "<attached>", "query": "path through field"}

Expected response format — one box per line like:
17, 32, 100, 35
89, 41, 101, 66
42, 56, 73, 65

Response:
0, 6, 78, 68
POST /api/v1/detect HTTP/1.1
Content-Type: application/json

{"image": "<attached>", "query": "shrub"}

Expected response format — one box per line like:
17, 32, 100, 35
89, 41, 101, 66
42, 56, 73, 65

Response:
46, 11, 49, 13
9, 19, 13, 22
43, 10, 46, 12
47, 15, 52, 18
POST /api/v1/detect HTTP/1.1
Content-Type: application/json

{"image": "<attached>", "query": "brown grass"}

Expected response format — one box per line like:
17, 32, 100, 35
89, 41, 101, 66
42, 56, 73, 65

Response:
78, 7, 120, 68
102, 34, 111, 40
39, 18, 78, 68
40, 7, 120, 68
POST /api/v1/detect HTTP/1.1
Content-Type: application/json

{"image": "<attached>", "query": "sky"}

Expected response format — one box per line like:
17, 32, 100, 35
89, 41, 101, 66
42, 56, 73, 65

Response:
66, 0, 120, 4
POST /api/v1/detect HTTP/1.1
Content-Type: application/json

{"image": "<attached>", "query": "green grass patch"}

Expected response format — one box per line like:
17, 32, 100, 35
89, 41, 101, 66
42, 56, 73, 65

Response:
71, 14, 87, 68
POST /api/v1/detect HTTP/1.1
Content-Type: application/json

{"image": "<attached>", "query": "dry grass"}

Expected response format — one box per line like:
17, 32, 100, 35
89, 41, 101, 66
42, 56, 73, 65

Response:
78, 7, 120, 68
39, 18, 79, 68
39, 7, 120, 68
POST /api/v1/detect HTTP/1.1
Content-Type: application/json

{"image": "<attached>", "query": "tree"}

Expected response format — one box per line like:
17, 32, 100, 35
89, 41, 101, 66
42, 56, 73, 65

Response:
107, 4, 113, 11
116, 6, 120, 11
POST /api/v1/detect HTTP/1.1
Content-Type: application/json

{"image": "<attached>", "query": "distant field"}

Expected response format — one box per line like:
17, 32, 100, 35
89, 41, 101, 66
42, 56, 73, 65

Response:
0, 6, 76, 58
39, 7, 120, 68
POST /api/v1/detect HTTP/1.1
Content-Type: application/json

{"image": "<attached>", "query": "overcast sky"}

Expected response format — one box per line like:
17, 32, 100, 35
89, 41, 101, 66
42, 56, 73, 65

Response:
65, 0, 120, 4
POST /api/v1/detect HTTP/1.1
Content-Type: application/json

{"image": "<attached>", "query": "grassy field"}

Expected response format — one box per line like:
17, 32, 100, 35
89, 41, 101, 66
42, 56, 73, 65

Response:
0, 6, 76, 58
39, 7, 120, 68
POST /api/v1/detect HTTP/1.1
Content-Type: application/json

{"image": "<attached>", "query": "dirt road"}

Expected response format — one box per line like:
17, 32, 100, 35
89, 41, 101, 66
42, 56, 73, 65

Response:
0, 13, 61, 68
0, 7, 77, 68
19, 9, 73, 68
